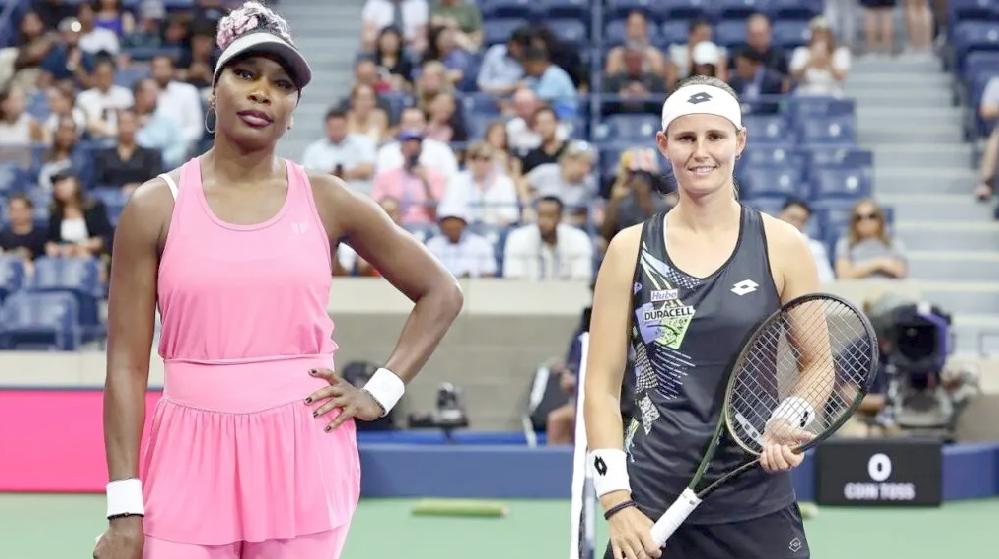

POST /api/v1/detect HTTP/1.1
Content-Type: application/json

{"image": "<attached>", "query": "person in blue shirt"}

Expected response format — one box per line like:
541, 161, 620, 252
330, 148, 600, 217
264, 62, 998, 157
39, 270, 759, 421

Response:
522, 45, 578, 121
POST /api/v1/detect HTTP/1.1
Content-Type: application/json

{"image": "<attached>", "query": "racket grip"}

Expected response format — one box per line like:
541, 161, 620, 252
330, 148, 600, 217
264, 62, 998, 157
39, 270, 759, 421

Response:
649, 488, 702, 546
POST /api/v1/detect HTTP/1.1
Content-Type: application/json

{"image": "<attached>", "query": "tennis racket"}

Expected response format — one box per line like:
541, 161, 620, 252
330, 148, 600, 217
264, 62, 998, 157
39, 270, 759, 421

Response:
649, 292, 879, 546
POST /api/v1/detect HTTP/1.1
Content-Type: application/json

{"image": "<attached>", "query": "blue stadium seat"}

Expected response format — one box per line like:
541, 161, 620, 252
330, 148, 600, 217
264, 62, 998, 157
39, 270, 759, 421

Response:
807, 146, 873, 169
741, 196, 788, 218
949, 0, 998, 25
953, 21, 999, 67
742, 114, 790, 143
796, 115, 856, 145
659, 20, 691, 48
770, 0, 823, 20
773, 20, 811, 50
714, 19, 748, 49
739, 145, 807, 170
462, 93, 502, 116
0, 292, 81, 350
481, 0, 534, 19
484, 18, 529, 46
739, 165, 807, 199
380, 91, 416, 125
716, 0, 772, 20
91, 188, 129, 227
541, 0, 588, 19
467, 222, 512, 272
809, 167, 872, 201
124, 46, 185, 63
651, 0, 709, 22
784, 96, 855, 121
27, 257, 105, 343
0, 162, 29, 195
547, 18, 588, 50
606, 0, 659, 22
465, 113, 497, 140
592, 114, 661, 142
0, 256, 26, 305
163, 0, 195, 9
604, 18, 631, 46
961, 51, 999, 84
114, 65, 150, 89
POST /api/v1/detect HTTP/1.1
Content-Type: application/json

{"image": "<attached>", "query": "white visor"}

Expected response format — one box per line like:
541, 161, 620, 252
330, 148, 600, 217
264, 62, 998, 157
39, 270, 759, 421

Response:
660, 84, 742, 133
214, 31, 311, 89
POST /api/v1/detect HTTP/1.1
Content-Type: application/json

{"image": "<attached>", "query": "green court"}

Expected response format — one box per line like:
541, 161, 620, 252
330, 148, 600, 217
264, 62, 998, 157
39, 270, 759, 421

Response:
2, 494, 996, 557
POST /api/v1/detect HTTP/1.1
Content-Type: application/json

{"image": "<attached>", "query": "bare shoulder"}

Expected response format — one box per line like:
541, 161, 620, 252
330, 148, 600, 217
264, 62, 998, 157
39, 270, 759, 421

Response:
760, 211, 808, 252
307, 172, 357, 210
604, 222, 644, 268
122, 173, 177, 228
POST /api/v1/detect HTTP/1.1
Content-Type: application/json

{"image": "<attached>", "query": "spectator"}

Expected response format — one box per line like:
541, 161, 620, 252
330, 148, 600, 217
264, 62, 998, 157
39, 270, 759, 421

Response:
668, 18, 726, 88
522, 140, 597, 222
530, 24, 588, 91
150, 54, 204, 149
0, 194, 48, 269
728, 48, 785, 108
192, 0, 226, 26
302, 108, 377, 195
125, 1, 166, 49
0, 86, 45, 145
345, 82, 390, 145
777, 197, 835, 283
425, 204, 497, 278
35, 0, 77, 31
484, 119, 518, 177
902, 0, 933, 56
605, 11, 666, 76
861, 0, 895, 55
93, 108, 163, 194
516, 106, 568, 174
476, 26, 531, 97
371, 129, 447, 224
361, 0, 429, 54
743, 13, 788, 75
505, 88, 569, 153
75, 1, 120, 56
132, 78, 186, 169
94, 0, 135, 38
43, 84, 87, 138
177, 20, 219, 90
430, 0, 483, 52
522, 45, 578, 120
603, 41, 667, 114
425, 25, 474, 87
602, 147, 672, 242
544, 360, 578, 445
76, 55, 134, 139
503, 196, 593, 281
690, 41, 722, 78
37, 116, 89, 191
425, 91, 467, 142
973, 76, 999, 202
40, 16, 96, 87
790, 16, 851, 97
160, 14, 189, 51
835, 198, 907, 279
415, 60, 454, 112
441, 141, 519, 226
373, 26, 415, 89
354, 57, 392, 94
45, 172, 114, 260
12, 10, 56, 86
376, 106, 459, 179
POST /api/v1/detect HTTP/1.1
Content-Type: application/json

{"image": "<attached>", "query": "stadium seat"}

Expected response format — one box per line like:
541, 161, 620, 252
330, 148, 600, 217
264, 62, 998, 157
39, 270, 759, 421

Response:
541, 0, 588, 19
796, 115, 856, 145
0, 256, 26, 305
592, 114, 660, 142
603, 18, 631, 46
651, 0, 709, 22
605, 0, 659, 22
739, 145, 807, 170
114, 66, 150, 89
949, 0, 998, 26
773, 20, 811, 50
462, 93, 502, 116
467, 222, 512, 272
953, 21, 999, 67
961, 51, 999, 85
0, 292, 81, 350
465, 113, 497, 140
547, 18, 588, 50
742, 114, 790, 143
90, 188, 129, 227
380, 91, 417, 125
770, 0, 823, 21
163, 0, 195, 10
124, 46, 184, 63
716, 0, 772, 20
480, 0, 534, 19
27, 257, 105, 343
0, 162, 29, 195
809, 167, 873, 201
807, 146, 873, 169
714, 19, 748, 49
739, 165, 807, 199
658, 20, 691, 48
483, 18, 529, 46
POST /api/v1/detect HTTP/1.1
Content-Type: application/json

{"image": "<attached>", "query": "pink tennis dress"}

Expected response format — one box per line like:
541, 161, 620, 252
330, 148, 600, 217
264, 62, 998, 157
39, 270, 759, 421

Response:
141, 157, 360, 545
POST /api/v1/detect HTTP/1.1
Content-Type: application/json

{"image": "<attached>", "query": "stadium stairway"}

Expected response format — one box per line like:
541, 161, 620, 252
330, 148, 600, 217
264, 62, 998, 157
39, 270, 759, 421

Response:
848, 55, 999, 356
274, 0, 365, 161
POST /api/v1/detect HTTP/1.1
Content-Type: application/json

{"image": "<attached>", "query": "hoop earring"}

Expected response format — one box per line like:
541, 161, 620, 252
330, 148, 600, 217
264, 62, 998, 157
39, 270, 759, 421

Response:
204, 105, 216, 135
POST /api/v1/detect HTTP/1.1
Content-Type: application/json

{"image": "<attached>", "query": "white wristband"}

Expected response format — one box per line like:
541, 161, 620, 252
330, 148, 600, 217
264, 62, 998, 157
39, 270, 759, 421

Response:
587, 449, 631, 498
771, 396, 816, 429
362, 367, 405, 417
106, 478, 144, 517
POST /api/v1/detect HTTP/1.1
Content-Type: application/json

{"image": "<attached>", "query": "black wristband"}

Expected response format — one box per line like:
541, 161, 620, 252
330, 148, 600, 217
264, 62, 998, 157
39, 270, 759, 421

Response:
603, 499, 637, 521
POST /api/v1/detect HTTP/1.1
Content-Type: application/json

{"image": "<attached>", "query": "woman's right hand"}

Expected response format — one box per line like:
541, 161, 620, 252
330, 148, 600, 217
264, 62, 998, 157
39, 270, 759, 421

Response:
604, 494, 662, 559
93, 516, 143, 559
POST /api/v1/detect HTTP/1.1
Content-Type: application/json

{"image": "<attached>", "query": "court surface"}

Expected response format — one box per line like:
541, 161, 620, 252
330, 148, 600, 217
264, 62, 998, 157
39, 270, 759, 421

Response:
2, 494, 994, 558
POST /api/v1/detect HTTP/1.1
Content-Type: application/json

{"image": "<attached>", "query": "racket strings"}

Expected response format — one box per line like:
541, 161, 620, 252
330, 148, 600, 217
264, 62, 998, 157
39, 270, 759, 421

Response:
727, 298, 874, 455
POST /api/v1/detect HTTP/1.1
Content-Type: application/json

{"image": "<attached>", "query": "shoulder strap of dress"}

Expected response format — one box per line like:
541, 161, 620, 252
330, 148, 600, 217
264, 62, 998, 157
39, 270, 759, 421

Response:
159, 173, 178, 201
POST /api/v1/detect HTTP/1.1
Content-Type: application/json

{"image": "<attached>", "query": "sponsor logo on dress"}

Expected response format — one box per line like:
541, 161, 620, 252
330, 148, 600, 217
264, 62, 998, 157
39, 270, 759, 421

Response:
730, 279, 758, 296
650, 288, 679, 302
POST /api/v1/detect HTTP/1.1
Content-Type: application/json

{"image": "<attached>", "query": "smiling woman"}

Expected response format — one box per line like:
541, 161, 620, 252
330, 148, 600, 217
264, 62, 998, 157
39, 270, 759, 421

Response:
94, 2, 462, 559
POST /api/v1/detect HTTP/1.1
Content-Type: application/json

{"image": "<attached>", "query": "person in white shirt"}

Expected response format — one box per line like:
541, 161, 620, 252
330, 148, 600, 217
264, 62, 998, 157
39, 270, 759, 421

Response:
303, 108, 377, 195
503, 196, 593, 281
76, 2, 120, 56
375, 106, 458, 180
441, 141, 518, 226
361, 0, 428, 53
425, 204, 497, 278
505, 87, 570, 153
778, 198, 835, 283
789, 16, 851, 97
150, 54, 204, 148
76, 56, 134, 138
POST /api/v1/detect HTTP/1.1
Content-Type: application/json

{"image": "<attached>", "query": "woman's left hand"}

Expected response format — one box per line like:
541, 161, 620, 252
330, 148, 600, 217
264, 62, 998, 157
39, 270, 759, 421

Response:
304, 368, 384, 432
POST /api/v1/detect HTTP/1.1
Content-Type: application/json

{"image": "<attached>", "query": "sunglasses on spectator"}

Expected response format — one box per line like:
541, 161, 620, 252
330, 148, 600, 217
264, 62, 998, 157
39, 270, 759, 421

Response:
854, 211, 881, 221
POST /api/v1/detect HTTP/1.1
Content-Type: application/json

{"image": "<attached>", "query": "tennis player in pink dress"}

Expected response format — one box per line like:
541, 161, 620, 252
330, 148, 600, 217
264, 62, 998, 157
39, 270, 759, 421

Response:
92, 3, 463, 558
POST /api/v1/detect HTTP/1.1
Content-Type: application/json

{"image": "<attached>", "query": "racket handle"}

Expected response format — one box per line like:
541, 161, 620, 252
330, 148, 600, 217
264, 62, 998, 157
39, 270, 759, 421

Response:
649, 488, 702, 546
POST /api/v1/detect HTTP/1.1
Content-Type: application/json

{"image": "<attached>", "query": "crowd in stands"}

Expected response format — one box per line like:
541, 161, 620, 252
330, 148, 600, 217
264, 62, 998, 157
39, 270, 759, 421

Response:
2, 0, 962, 349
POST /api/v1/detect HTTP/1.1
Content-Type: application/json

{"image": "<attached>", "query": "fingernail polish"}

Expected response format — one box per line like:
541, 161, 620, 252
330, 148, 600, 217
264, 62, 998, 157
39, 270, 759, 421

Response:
312, 411, 317, 418
325, 425, 331, 432
305, 398, 312, 404
309, 369, 316, 375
